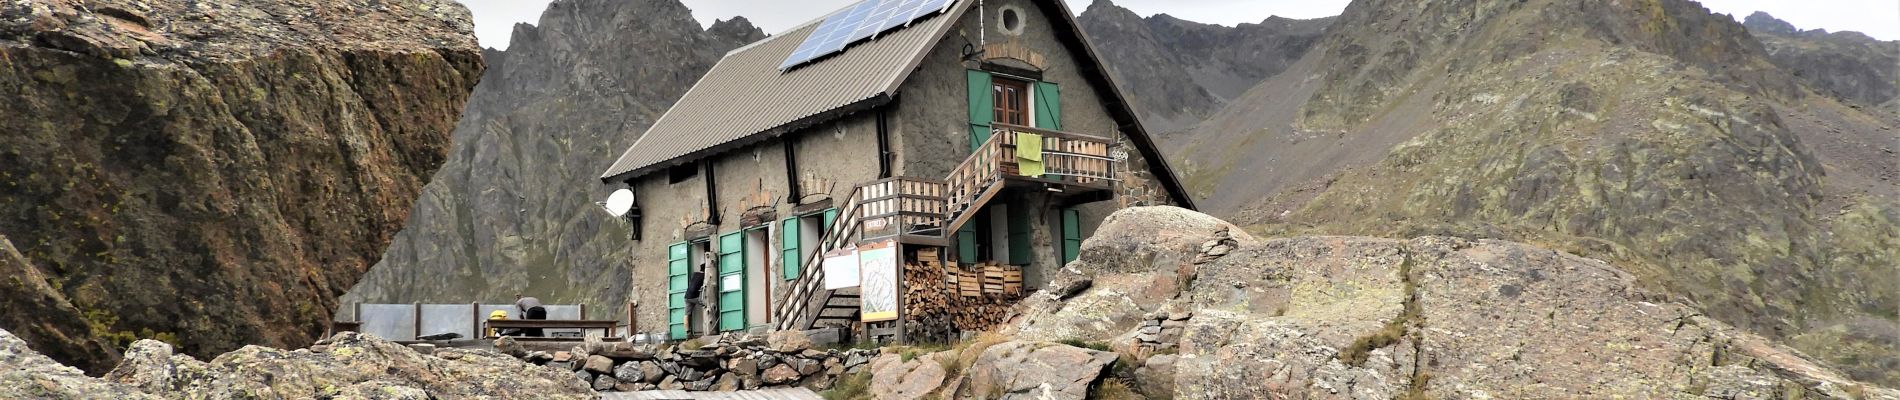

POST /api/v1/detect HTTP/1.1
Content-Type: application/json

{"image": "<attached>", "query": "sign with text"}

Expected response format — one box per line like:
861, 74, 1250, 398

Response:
858, 240, 899, 322
822, 247, 860, 290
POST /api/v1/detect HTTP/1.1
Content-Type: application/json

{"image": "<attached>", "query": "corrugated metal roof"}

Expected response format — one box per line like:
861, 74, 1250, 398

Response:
598, 1, 968, 181
601, 388, 824, 400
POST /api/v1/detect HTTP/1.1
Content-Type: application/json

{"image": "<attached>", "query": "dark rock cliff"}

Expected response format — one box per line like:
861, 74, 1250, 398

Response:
342, 0, 763, 315
1076, 0, 1330, 133
0, 0, 482, 372
1170, 0, 1900, 384
1743, 12, 1899, 107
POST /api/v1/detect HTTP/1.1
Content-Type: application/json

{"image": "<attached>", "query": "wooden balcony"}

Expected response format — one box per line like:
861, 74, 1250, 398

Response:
991, 123, 1118, 188
855, 177, 951, 244
946, 123, 1117, 208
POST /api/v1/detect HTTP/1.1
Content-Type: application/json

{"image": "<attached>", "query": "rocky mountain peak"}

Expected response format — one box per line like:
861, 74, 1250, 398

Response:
1740, 10, 1899, 106
344, 0, 764, 318
707, 16, 767, 43
1743, 11, 1798, 35
1077, 2, 1330, 132
1084, 0, 1123, 15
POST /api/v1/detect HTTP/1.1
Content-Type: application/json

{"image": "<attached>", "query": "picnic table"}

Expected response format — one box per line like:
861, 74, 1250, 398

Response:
483, 319, 620, 340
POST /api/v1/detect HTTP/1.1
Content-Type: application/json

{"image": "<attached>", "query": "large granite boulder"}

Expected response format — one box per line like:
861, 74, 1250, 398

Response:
962, 341, 1119, 400
0, 330, 155, 399
1009, 206, 1258, 342
1009, 207, 1900, 399
869, 352, 950, 400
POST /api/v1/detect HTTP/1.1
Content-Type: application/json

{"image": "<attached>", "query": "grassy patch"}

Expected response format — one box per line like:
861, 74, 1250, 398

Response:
896, 342, 950, 362
1091, 379, 1144, 400
955, 332, 1010, 374
1339, 255, 1420, 367
819, 371, 872, 400
1398, 371, 1433, 400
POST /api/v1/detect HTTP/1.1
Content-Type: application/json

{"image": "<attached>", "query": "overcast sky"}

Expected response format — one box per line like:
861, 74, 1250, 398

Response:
456, 0, 1900, 50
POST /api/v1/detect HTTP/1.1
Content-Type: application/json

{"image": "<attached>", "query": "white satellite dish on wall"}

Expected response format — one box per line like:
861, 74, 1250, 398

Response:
601, 189, 636, 217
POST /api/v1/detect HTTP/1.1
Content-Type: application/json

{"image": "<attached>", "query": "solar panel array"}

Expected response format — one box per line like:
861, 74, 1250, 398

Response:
779, 0, 957, 71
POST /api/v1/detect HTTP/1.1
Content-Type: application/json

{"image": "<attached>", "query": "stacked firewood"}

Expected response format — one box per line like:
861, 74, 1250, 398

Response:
901, 249, 1023, 336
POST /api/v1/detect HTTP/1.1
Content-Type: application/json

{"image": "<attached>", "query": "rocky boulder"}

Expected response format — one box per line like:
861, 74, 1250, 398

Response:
869, 352, 950, 400
111, 332, 593, 398
1011, 207, 1900, 399
1010, 206, 1258, 342
768, 329, 814, 353
2, 330, 593, 398
0, 0, 484, 372
0, 330, 154, 399
963, 341, 1119, 400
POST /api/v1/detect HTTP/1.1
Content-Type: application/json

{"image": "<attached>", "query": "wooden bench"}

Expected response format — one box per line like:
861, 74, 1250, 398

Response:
483, 319, 620, 340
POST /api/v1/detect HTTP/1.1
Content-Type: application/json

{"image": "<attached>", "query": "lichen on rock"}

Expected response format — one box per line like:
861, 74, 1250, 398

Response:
0, 0, 484, 373
1005, 207, 1899, 399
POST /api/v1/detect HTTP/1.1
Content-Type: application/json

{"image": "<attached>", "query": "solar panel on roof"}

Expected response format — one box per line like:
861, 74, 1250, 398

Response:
778, 0, 957, 71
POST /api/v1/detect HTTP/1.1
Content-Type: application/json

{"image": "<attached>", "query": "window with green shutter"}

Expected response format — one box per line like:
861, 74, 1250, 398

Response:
1034, 81, 1060, 130
1061, 209, 1082, 265
716, 232, 746, 332
666, 242, 689, 340
780, 217, 799, 281
967, 70, 994, 152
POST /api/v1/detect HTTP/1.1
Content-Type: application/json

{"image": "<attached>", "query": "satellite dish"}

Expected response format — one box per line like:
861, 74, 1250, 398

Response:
602, 189, 636, 217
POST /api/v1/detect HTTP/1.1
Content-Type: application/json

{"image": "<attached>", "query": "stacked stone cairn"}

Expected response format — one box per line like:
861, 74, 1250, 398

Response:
1128, 310, 1191, 357
495, 330, 877, 392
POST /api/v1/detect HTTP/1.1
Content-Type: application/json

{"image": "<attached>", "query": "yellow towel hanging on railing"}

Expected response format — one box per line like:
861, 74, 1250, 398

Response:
1015, 131, 1043, 177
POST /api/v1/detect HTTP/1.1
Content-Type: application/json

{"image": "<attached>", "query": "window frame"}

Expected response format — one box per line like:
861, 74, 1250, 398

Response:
991, 77, 1032, 127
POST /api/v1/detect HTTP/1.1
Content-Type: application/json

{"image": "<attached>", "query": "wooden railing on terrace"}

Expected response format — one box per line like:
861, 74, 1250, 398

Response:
986, 123, 1117, 187
855, 177, 950, 240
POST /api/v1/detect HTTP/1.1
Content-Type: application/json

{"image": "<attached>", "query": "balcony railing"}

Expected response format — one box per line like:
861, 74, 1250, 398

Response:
856, 177, 950, 240
988, 123, 1118, 187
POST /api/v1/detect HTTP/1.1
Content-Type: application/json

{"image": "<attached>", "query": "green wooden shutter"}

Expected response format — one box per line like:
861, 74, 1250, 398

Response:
716, 232, 746, 332
822, 208, 838, 231
1007, 203, 1032, 265
781, 217, 800, 281
957, 226, 977, 264
1034, 81, 1061, 130
666, 242, 690, 340
968, 70, 994, 152
1061, 209, 1082, 265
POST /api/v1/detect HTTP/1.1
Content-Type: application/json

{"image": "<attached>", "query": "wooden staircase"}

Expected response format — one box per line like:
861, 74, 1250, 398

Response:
773, 125, 1118, 331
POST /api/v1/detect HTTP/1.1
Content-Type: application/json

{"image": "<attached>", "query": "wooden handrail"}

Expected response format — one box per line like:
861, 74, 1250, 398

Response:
990, 123, 1114, 143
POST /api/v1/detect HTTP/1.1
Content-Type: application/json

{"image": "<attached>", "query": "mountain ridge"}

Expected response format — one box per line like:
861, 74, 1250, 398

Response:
1077, 0, 1330, 133
342, 0, 764, 314
1741, 11, 1899, 107
1170, 0, 1900, 384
